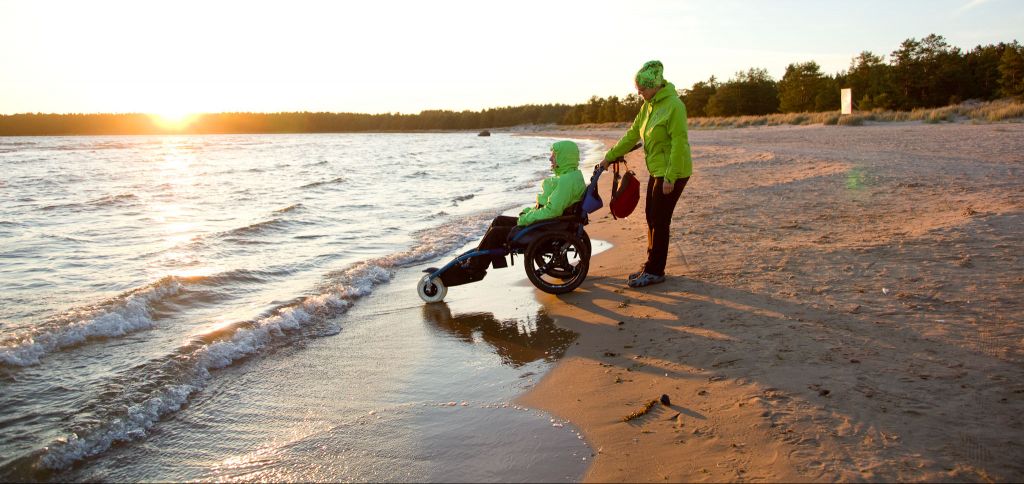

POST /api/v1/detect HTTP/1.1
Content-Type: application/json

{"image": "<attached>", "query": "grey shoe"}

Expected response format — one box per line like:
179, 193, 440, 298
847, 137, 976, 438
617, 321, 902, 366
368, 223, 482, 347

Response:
628, 272, 665, 288
627, 268, 646, 281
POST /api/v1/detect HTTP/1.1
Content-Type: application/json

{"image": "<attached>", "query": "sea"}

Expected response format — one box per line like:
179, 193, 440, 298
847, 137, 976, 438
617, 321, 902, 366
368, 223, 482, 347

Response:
0, 132, 604, 482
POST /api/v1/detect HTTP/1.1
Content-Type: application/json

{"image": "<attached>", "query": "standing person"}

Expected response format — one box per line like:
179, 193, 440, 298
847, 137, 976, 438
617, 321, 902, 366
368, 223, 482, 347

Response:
601, 60, 692, 288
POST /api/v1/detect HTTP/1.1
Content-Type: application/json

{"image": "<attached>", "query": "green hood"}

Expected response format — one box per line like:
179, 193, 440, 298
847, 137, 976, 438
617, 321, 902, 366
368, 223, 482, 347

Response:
551, 140, 580, 175
651, 81, 678, 104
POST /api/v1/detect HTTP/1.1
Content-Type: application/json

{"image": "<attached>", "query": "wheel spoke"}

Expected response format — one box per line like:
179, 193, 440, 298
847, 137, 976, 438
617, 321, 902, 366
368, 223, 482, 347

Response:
525, 233, 589, 294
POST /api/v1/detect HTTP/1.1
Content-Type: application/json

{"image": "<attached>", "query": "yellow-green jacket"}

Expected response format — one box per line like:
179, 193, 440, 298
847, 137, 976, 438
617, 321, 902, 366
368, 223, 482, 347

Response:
518, 141, 586, 226
604, 81, 692, 183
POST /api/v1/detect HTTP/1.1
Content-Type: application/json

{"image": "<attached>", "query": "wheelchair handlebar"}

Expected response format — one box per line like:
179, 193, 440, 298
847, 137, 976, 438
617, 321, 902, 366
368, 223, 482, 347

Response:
595, 143, 642, 171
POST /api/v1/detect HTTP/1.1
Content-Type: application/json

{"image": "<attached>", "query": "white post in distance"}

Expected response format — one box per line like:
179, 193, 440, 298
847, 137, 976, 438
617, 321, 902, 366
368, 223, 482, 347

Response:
841, 88, 853, 115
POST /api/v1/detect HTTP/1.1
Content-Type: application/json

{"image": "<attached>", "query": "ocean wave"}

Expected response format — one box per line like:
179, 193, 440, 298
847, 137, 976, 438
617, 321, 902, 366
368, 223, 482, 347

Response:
402, 213, 495, 264
342, 208, 501, 272
39, 202, 78, 212
272, 203, 304, 214
89, 141, 140, 151
451, 193, 475, 206
217, 218, 291, 238
89, 193, 139, 207
0, 147, 33, 154
40, 193, 139, 212
191, 268, 277, 287
0, 277, 184, 367
0, 268, 279, 368
514, 179, 541, 190
32, 383, 197, 473
300, 176, 347, 189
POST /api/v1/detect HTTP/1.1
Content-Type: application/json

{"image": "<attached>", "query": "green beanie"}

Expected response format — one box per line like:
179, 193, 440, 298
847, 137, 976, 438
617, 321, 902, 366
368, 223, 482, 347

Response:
635, 60, 665, 89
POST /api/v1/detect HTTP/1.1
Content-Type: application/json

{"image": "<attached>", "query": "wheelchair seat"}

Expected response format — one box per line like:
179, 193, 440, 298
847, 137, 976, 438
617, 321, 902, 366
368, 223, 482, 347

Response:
506, 201, 587, 250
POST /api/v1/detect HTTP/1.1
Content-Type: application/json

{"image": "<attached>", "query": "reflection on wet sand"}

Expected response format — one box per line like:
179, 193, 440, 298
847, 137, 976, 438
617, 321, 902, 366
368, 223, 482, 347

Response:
422, 303, 577, 367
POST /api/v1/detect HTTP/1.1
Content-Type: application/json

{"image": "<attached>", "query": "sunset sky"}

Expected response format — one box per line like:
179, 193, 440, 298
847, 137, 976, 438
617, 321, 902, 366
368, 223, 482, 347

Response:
1, 0, 1021, 116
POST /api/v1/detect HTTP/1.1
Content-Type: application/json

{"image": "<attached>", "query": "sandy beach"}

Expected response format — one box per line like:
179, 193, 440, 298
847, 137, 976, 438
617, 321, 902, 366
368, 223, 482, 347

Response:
516, 121, 1024, 482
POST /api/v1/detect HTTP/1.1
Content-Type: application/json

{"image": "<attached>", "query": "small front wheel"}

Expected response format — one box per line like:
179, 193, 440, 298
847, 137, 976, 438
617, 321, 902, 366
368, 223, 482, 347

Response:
417, 274, 447, 303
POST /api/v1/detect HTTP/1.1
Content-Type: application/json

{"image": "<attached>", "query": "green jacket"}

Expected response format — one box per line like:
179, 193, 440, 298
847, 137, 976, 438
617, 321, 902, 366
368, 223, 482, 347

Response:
604, 81, 692, 183
518, 140, 586, 226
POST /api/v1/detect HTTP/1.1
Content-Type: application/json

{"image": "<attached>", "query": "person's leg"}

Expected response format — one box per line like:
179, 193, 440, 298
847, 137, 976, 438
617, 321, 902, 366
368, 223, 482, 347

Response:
644, 177, 688, 277
641, 176, 658, 276
473, 215, 517, 271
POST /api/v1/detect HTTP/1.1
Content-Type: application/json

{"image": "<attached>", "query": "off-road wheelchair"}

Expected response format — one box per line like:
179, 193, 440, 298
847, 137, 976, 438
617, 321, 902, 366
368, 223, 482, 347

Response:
416, 201, 592, 303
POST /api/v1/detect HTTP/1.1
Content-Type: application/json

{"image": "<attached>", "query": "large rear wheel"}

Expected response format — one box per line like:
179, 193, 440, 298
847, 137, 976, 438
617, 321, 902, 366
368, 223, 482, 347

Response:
525, 233, 589, 294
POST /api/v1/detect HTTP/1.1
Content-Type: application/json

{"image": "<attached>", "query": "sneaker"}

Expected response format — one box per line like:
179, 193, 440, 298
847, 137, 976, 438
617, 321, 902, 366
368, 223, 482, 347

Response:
627, 268, 646, 281
628, 272, 665, 288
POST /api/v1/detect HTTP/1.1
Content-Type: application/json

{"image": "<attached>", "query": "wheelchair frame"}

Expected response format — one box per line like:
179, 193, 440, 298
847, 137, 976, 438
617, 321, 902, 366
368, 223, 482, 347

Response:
417, 206, 592, 303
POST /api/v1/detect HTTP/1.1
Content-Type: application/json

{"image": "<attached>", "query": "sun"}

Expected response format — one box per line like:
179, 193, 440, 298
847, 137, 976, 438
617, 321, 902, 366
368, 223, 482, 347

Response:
151, 111, 199, 131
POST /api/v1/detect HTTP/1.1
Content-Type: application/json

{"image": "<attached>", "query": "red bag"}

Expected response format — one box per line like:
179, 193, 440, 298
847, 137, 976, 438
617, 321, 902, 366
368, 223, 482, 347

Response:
609, 163, 640, 219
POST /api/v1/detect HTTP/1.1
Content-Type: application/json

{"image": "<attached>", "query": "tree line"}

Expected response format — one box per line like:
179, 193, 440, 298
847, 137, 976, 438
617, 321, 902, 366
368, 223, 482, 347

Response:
0, 105, 575, 136
587, 34, 1023, 120
1, 34, 1021, 136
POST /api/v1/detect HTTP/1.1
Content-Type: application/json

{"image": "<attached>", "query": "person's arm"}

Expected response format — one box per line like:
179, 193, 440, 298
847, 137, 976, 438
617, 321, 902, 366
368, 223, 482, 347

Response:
602, 110, 643, 168
665, 103, 691, 185
517, 177, 574, 226
537, 177, 556, 206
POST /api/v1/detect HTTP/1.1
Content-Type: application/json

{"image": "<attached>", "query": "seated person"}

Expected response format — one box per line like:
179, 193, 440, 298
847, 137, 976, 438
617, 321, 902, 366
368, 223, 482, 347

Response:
465, 140, 586, 276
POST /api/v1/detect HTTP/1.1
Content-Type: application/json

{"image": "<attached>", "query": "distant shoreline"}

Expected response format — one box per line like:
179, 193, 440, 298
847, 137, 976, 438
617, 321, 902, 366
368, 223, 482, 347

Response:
2, 98, 1021, 137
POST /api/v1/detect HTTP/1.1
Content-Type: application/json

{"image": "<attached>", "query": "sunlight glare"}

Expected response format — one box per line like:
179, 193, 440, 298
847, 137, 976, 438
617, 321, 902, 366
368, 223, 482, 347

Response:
152, 111, 199, 131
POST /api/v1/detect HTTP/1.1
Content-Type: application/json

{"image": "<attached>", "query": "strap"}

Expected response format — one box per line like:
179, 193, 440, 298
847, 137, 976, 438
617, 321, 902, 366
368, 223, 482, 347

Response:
611, 162, 621, 195
610, 163, 621, 220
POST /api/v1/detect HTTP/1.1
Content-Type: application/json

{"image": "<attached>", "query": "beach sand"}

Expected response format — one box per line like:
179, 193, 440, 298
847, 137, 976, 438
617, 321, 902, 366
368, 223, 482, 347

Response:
516, 122, 1024, 482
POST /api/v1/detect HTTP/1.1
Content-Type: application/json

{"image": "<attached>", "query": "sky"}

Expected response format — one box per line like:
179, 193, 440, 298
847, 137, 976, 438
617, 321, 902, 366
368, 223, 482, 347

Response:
1, 0, 1021, 115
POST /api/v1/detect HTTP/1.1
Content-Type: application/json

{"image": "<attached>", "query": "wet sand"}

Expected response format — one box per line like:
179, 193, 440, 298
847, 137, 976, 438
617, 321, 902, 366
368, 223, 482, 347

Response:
517, 122, 1024, 482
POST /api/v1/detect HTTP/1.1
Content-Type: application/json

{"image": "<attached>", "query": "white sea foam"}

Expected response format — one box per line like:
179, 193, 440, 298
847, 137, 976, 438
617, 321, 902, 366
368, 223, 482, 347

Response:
39, 384, 197, 470
0, 279, 183, 367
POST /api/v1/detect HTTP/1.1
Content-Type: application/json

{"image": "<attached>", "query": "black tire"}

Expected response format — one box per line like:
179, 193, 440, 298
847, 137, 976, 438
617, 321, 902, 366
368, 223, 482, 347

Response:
528, 230, 591, 279
524, 232, 589, 294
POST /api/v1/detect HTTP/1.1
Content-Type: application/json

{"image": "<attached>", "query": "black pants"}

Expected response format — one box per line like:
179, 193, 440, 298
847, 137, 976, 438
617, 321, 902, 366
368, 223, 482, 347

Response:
472, 215, 518, 270
644, 176, 688, 276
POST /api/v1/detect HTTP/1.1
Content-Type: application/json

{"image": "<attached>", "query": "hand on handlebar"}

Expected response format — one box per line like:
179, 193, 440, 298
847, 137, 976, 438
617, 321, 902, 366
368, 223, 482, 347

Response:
599, 158, 624, 170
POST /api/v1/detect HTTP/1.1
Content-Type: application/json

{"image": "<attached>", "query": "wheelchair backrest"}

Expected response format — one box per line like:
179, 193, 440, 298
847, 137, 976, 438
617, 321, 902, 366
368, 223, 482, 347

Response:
562, 201, 585, 219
